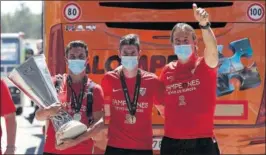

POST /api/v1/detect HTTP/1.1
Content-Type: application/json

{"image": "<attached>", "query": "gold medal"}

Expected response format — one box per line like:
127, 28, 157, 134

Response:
73, 113, 81, 121
125, 114, 136, 124
120, 69, 140, 125
130, 115, 136, 124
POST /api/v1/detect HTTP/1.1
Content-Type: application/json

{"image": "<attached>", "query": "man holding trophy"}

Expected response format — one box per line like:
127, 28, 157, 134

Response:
101, 34, 165, 155
8, 40, 104, 155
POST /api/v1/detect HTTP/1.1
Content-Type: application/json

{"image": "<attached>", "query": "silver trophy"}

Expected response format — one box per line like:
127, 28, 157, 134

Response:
7, 54, 87, 145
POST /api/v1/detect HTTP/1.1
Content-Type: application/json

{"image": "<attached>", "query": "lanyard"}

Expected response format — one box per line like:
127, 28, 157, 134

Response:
120, 69, 141, 116
67, 76, 87, 113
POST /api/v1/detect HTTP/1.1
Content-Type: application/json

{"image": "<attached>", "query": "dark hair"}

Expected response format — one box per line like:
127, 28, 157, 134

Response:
65, 40, 88, 56
170, 23, 197, 44
119, 34, 140, 51
25, 48, 34, 55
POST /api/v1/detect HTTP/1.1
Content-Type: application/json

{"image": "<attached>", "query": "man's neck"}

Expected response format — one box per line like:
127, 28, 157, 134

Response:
177, 54, 198, 66
69, 72, 86, 83
178, 59, 189, 65
122, 66, 138, 78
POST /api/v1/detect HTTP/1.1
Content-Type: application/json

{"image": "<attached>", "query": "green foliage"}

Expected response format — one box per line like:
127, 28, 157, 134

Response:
1, 3, 42, 39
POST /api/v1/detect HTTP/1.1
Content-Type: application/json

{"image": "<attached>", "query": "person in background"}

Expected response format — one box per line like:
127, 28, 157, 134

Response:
0, 79, 17, 155
24, 48, 39, 124
25, 48, 34, 61
36, 40, 43, 54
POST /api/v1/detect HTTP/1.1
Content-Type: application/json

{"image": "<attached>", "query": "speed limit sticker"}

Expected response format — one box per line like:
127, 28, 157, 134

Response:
63, 3, 81, 21
247, 3, 265, 21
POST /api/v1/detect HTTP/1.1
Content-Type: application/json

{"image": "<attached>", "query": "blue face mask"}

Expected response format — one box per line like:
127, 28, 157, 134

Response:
68, 60, 86, 75
174, 45, 193, 61
121, 56, 138, 71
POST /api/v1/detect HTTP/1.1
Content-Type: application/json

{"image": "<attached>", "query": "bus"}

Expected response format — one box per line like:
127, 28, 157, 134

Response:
1, 32, 26, 115
43, 1, 265, 154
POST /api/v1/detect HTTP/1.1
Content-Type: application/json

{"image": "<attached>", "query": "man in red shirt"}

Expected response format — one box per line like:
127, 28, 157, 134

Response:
159, 3, 220, 155
35, 40, 104, 155
1, 79, 17, 155
101, 34, 164, 155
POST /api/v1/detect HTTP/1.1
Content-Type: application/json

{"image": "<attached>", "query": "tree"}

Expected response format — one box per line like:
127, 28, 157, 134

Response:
1, 3, 42, 39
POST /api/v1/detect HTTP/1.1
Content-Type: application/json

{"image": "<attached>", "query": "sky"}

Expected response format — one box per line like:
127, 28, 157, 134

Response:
1, 1, 42, 14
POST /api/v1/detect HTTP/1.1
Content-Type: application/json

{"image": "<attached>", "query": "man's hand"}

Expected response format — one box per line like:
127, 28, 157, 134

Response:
193, 3, 218, 68
93, 129, 108, 150
193, 3, 209, 26
47, 104, 63, 117
55, 130, 88, 150
36, 104, 64, 121
55, 138, 78, 150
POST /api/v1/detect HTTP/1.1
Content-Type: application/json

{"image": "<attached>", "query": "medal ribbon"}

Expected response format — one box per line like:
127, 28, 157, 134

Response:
120, 69, 141, 116
67, 76, 87, 113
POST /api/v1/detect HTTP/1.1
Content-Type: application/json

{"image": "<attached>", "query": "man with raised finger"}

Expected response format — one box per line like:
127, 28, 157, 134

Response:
160, 3, 220, 155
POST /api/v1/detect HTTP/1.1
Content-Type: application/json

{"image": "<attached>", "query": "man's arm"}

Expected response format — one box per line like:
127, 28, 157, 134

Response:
72, 111, 104, 144
93, 75, 112, 150
193, 3, 218, 68
56, 83, 106, 150
1, 80, 17, 154
71, 83, 106, 143
35, 108, 50, 121
35, 74, 63, 121
154, 74, 166, 119
202, 28, 218, 68
155, 105, 165, 118
35, 105, 62, 121
4, 113, 17, 154
56, 111, 105, 151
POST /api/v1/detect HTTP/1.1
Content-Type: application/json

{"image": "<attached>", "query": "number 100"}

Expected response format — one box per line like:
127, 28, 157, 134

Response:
250, 8, 262, 16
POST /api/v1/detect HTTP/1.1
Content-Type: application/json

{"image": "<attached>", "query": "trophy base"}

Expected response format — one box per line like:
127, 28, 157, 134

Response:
56, 120, 87, 145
